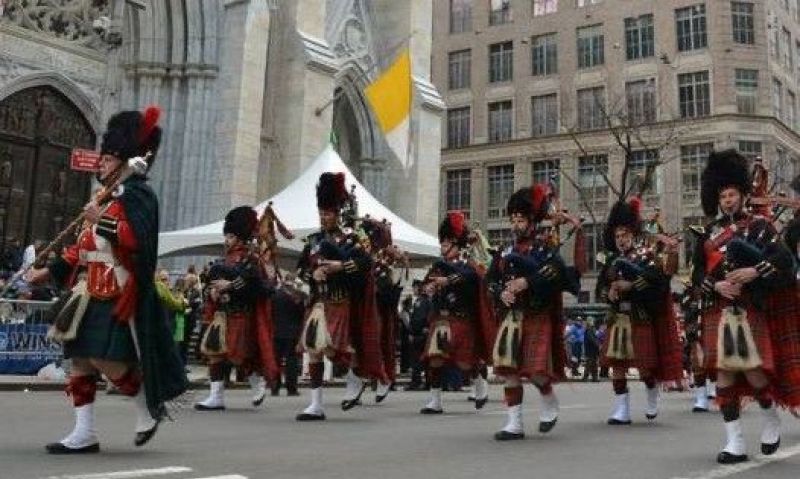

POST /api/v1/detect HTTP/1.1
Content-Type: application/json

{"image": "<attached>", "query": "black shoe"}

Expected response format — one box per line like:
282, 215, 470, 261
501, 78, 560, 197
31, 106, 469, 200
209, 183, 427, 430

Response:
341, 384, 367, 411
494, 430, 525, 441
375, 392, 389, 404
692, 406, 709, 413
296, 412, 326, 421
420, 407, 443, 415
474, 396, 488, 410
539, 418, 557, 433
645, 413, 657, 421
194, 403, 226, 411
134, 420, 161, 447
762, 438, 781, 456
287, 390, 300, 397
607, 418, 632, 425
253, 392, 267, 407
467, 395, 476, 402
717, 451, 748, 464
45, 442, 100, 454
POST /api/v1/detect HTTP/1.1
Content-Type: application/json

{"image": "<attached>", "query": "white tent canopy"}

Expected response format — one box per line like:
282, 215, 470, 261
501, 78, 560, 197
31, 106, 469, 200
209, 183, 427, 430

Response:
158, 145, 440, 259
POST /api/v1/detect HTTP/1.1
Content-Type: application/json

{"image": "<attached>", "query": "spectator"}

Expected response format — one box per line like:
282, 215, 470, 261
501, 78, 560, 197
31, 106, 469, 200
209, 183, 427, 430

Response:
398, 295, 413, 374
582, 320, 600, 382
20, 239, 44, 272
155, 269, 186, 342
271, 274, 306, 396
3, 238, 23, 272
405, 280, 431, 391
183, 272, 203, 363
171, 278, 189, 365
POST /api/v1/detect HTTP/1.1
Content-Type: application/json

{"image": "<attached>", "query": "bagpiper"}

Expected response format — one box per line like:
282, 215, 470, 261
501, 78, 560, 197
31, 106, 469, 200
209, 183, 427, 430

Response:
692, 149, 800, 463
194, 206, 278, 411
596, 197, 684, 426
26, 107, 188, 453
295, 173, 379, 420
487, 184, 581, 440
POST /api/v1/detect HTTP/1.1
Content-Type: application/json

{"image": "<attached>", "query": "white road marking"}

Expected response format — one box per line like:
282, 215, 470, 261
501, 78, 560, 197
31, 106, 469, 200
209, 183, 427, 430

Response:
188, 476, 248, 479
40, 466, 192, 479
669, 443, 800, 479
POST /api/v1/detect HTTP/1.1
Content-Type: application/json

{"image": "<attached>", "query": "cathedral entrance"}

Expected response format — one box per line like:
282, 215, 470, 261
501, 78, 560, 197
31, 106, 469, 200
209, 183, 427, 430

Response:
0, 86, 95, 253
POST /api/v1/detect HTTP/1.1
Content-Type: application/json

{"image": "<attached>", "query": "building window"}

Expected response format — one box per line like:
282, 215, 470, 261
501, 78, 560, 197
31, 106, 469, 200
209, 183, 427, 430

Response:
789, 90, 797, 129
532, 158, 560, 187
627, 149, 660, 206
771, 23, 780, 59
450, 0, 473, 33
487, 164, 515, 219
531, 93, 559, 137
489, 0, 512, 25
488, 100, 513, 142
739, 140, 762, 161
626, 79, 656, 125
731, 2, 754, 45
531, 33, 558, 76
533, 0, 558, 16
447, 107, 471, 148
577, 0, 603, 6
577, 24, 604, 69
625, 14, 655, 60
577, 86, 605, 131
584, 223, 606, 272
487, 228, 511, 248
783, 28, 794, 70
446, 169, 472, 216
774, 78, 784, 121
735, 69, 758, 114
678, 71, 710, 118
448, 50, 471, 90
680, 143, 713, 205
578, 154, 609, 211
675, 4, 707, 52
489, 41, 514, 82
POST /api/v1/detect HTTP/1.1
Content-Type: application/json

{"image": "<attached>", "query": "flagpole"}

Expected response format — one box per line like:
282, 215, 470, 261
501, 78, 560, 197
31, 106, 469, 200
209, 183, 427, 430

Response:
314, 30, 418, 117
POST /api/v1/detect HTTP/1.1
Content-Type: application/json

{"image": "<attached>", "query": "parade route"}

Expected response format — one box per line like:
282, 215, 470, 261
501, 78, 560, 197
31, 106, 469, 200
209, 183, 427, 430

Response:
2, 383, 799, 479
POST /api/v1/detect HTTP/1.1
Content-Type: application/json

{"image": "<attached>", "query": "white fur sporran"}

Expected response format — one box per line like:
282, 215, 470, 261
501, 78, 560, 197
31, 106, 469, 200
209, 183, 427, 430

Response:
492, 310, 521, 369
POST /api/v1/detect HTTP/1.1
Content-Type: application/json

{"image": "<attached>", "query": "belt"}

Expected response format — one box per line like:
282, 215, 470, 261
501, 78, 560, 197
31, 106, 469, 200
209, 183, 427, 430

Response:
79, 251, 116, 264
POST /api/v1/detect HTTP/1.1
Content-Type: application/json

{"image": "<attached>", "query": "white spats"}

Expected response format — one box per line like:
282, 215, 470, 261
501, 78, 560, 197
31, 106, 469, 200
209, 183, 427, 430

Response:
693, 385, 710, 412
474, 376, 488, 404
248, 373, 267, 407
645, 387, 659, 420
420, 388, 443, 414
502, 404, 524, 434
760, 404, 781, 454
303, 387, 325, 416
608, 392, 631, 425
195, 381, 225, 410
722, 419, 747, 456
61, 404, 99, 449
133, 389, 156, 434
707, 381, 717, 399
376, 382, 391, 402
342, 369, 365, 401
539, 392, 559, 424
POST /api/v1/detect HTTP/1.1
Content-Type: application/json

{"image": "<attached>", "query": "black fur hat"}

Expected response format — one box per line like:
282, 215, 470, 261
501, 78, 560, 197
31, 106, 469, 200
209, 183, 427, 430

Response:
506, 184, 550, 222
700, 149, 751, 217
438, 211, 469, 247
316, 172, 349, 212
100, 106, 162, 167
603, 197, 642, 251
223, 206, 258, 242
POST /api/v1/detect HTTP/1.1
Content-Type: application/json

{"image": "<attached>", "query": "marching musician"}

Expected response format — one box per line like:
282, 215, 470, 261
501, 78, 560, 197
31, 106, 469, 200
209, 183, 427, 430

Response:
692, 149, 799, 464
194, 206, 278, 411
26, 107, 188, 453
596, 198, 683, 426
487, 184, 580, 440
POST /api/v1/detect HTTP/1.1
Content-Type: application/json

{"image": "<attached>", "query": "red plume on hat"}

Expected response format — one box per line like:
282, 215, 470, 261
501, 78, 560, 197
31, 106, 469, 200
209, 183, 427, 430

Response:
438, 211, 469, 246
530, 183, 550, 222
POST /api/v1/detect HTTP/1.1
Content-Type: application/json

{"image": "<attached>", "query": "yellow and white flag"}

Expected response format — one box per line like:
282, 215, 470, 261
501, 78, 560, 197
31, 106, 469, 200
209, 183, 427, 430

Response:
365, 48, 412, 169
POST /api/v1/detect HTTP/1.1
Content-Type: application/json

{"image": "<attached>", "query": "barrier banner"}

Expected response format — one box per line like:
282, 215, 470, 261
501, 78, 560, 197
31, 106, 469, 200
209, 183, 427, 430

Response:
0, 323, 63, 374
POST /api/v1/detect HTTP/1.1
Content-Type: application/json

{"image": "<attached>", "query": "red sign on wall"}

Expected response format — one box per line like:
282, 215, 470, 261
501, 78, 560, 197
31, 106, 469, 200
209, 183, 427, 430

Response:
70, 149, 101, 173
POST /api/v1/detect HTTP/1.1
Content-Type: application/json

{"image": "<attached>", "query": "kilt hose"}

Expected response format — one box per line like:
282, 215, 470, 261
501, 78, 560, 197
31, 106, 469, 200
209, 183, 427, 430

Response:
495, 309, 566, 382
422, 314, 476, 370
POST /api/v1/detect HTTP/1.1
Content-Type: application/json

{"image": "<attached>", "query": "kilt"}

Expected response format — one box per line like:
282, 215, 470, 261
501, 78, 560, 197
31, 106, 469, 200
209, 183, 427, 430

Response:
702, 301, 774, 377
496, 309, 565, 382
422, 314, 475, 369
65, 299, 137, 362
764, 287, 800, 409
601, 319, 658, 371
378, 302, 397, 382
299, 300, 353, 366
351, 299, 385, 381
224, 310, 258, 367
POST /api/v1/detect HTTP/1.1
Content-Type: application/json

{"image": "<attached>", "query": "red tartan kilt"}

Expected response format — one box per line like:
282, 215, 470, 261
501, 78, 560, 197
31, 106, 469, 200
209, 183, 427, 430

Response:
300, 301, 353, 366
600, 320, 659, 371
496, 310, 565, 382
702, 301, 775, 375
422, 315, 475, 369
378, 303, 397, 382
225, 311, 256, 366
351, 302, 385, 381
764, 288, 800, 409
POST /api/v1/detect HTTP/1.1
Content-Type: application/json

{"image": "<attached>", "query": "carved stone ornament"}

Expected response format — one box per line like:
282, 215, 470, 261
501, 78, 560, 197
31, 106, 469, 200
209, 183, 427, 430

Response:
2, 0, 111, 48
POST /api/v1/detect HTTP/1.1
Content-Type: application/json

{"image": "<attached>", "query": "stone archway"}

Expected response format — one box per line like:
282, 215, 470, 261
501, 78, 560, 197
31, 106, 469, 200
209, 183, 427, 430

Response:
0, 86, 96, 252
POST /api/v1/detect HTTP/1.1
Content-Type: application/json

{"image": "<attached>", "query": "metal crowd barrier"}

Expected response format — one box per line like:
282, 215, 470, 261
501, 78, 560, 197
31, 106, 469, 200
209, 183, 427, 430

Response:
0, 299, 63, 375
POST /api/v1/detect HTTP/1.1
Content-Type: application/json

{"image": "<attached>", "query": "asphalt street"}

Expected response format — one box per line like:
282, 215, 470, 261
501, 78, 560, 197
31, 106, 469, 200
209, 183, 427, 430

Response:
1, 383, 799, 479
